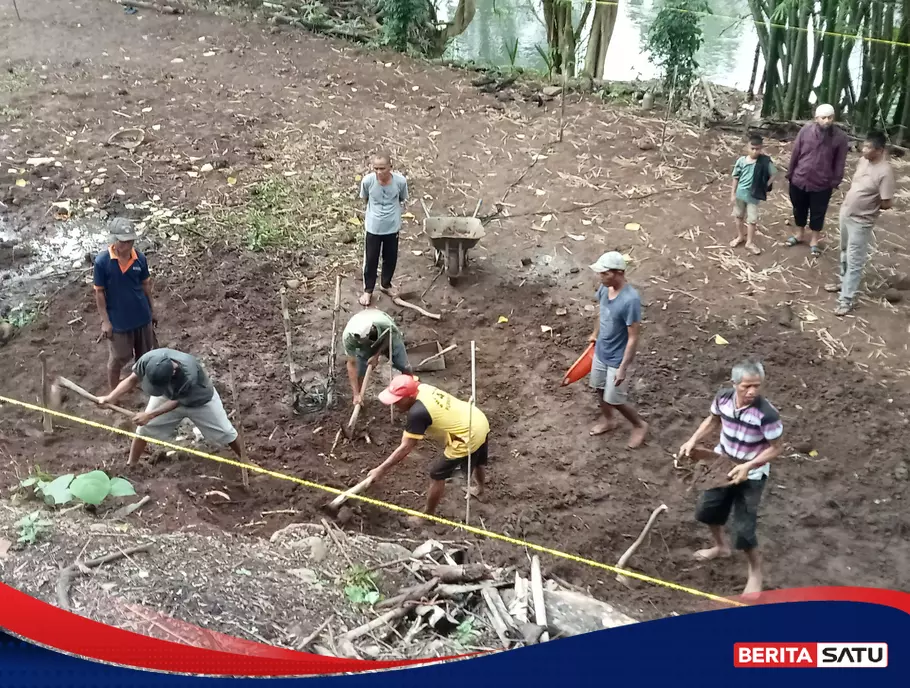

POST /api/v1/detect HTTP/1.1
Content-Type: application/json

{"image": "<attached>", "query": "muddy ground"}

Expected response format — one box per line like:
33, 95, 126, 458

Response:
2, 0, 910, 626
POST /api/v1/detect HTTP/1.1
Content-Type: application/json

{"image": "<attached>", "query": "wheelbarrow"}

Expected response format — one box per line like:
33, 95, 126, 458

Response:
424, 216, 486, 285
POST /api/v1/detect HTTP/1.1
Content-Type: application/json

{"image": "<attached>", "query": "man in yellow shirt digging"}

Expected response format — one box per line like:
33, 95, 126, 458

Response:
368, 375, 490, 520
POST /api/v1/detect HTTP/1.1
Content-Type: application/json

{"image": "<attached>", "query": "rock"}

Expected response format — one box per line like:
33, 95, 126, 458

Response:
471, 75, 496, 87
308, 537, 328, 562
0, 322, 14, 344
777, 303, 793, 327
542, 86, 562, 98
543, 589, 636, 636
495, 91, 513, 102
340, 230, 357, 244
375, 541, 411, 561
520, 257, 532, 266
793, 441, 814, 455
885, 273, 910, 291
884, 288, 903, 304
569, 267, 579, 274
288, 568, 318, 584
286, 279, 301, 289
895, 461, 909, 481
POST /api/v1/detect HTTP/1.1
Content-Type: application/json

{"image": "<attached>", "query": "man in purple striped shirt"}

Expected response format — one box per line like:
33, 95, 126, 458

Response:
678, 360, 783, 596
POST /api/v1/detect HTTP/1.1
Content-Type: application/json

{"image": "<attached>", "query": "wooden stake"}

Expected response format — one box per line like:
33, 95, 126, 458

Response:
327, 275, 341, 408
280, 290, 299, 385
659, 64, 679, 149
12, 0, 21, 21
227, 361, 250, 490
388, 352, 394, 424
39, 351, 53, 434
530, 555, 549, 642
558, 70, 567, 143
465, 340, 476, 526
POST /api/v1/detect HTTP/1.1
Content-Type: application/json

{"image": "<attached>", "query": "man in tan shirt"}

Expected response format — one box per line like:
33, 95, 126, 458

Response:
825, 131, 895, 316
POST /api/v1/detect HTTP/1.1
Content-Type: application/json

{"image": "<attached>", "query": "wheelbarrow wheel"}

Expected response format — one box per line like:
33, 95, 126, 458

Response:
446, 245, 461, 285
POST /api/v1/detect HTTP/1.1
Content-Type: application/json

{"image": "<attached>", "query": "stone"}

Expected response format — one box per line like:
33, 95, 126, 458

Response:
543, 589, 637, 636
542, 86, 562, 98
286, 279, 301, 289
884, 288, 903, 304
375, 541, 412, 561
288, 568, 318, 584
306, 536, 328, 562
521, 257, 532, 266
895, 461, 909, 481
885, 273, 910, 291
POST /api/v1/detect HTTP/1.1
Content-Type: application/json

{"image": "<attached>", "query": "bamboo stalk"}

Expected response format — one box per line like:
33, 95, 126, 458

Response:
465, 341, 476, 526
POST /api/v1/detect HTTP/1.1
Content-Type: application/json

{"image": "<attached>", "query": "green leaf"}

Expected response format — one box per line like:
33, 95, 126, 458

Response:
108, 477, 136, 498
345, 585, 369, 604
42, 473, 74, 506
364, 590, 381, 605
19, 477, 38, 488
69, 470, 111, 505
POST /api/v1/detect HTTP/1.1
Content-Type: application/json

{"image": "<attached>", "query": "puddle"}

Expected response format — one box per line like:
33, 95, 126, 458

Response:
0, 216, 109, 314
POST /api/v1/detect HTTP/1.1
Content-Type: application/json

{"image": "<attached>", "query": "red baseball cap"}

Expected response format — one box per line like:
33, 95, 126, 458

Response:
378, 374, 419, 405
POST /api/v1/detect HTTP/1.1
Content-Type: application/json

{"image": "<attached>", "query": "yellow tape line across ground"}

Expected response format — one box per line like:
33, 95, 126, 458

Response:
0, 394, 744, 608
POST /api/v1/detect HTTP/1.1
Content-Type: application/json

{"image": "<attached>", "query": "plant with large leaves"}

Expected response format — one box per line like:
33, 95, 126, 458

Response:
20, 470, 136, 507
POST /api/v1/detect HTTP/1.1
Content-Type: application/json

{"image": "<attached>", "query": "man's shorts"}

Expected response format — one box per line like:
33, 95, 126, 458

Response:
136, 389, 238, 446
694, 476, 766, 550
732, 199, 760, 225
355, 337, 411, 377
429, 439, 490, 481
589, 355, 631, 406
110, 322, 157, 367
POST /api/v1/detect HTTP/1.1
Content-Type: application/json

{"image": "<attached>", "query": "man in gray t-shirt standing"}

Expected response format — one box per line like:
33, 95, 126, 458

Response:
359, 151, 409, 307
98, 347, 243, 465
586, 252, 648, 449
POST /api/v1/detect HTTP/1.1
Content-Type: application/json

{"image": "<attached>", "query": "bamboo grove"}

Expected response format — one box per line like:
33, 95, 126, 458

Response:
750, 0, 910, 143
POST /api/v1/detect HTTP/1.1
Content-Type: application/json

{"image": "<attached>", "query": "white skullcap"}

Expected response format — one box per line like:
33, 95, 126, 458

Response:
815, 104, 835, 118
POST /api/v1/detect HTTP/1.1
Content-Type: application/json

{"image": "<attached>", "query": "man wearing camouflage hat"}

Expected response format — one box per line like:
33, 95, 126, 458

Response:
93, 217, 158, 391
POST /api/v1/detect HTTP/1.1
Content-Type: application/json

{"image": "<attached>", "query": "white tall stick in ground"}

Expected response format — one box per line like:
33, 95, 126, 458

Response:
465, 340, 476, 525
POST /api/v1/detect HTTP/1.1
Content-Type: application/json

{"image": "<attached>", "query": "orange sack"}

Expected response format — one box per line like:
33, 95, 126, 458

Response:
561, 343, 594, 387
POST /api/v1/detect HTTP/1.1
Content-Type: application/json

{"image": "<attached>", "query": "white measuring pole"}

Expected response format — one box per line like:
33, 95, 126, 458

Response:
465, 340, 476, 525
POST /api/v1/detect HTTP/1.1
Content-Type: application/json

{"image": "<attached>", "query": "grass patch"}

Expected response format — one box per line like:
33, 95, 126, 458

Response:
0, 68, 30, 93
213, 173, 362, 254
0, 104, 22, 121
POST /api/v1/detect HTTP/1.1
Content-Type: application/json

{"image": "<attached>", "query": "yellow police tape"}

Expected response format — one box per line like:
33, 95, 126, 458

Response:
0, 393, 745, 608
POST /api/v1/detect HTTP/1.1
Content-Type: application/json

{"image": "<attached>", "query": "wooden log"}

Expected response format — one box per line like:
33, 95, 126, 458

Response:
425, 563, 487, 584
392, 296, 441, 320
374, 577, 440, 610
615, 504, 668, 588
530, 555, 549, 642
55, 377, 134, 417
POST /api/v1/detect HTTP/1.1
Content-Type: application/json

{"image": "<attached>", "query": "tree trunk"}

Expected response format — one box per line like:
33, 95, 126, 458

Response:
761, 0, 784, 118
582, 3, 619, 80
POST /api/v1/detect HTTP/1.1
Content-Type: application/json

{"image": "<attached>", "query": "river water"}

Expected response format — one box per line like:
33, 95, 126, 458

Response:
442, 0, 759, 89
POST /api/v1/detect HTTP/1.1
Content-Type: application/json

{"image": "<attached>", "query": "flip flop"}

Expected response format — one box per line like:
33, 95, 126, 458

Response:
810, 245, 822, 257
785, 236, 803, 247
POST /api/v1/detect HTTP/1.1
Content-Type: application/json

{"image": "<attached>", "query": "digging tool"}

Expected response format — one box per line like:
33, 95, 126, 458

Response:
227, 361, 251, 490
343, 361, 375, 440
54, 376, 135, 418
324, 474, 375, 516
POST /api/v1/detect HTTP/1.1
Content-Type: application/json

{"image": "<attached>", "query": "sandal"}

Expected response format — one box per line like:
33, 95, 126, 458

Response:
810, 245, 822, 257
785, 236, 803, 247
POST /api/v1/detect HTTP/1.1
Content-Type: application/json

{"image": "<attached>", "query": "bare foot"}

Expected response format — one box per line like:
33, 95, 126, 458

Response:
589, 419, 618, 436
359, 291, 372, 306
379, 285, 399, 299
694, 545, 731, 561
729, 236, 745, 248
627, 421, 649, 449
743, 573, 763, 596
745, 242, 762, 256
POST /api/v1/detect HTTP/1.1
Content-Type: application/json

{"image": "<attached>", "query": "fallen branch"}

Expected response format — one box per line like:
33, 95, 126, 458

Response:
425, 563, 488, 584
296, 614, 335, 651
114, 0, 181, 14
56, 543, 154, 610
375, 577, 440, 610
342, 601, 420, 642
615, 504, 668, 588
392, 296, 441, 320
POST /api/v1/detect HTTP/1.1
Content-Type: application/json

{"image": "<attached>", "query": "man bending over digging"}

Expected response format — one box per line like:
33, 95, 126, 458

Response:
98, 347, 244, 465
677, 360, 783, 596
367, 375, 490, 523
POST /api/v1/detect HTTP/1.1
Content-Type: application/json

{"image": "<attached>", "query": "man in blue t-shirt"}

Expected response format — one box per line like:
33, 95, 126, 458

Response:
93, 218, 158, 391
587, 251, 648, 448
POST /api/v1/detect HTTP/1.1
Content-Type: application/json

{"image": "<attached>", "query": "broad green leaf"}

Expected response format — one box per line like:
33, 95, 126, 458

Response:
108, 477, 136, 498
42, 474, 74, 506
19, 477, 38, 488
69, 470, 111, 506
364, 590, 380, 605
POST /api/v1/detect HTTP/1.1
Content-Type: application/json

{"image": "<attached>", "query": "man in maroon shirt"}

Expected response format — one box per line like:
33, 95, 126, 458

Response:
785, 104, 849, 257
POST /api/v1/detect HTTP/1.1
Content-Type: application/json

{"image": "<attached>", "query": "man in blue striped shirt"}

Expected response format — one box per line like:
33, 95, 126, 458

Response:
678, 360, 783, 596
